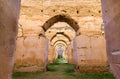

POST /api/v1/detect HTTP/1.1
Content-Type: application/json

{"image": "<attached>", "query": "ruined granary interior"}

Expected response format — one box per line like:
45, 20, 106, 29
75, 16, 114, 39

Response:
0, 0, 120, 79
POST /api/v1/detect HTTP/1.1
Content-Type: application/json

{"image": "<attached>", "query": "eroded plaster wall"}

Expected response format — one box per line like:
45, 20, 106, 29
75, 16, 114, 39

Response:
14, 35, 48, 72
74, 35, 107, 72
14, 0, 107, 72
101, 0, 120, 78
0, 0, 20, 79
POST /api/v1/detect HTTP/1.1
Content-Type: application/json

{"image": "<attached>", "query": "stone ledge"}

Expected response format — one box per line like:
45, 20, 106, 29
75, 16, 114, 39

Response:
75, 65, 109, 73
14, 66, 45, 72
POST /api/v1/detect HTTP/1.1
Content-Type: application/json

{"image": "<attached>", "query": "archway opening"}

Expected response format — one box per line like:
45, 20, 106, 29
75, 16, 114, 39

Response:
0, 0, 117, 79
44, 15, 77, 71
53, 43, 68, 64
42, 14, 79, 32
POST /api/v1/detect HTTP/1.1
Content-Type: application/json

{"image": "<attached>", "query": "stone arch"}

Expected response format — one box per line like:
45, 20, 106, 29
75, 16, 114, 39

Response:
51, 34, 70, 45
53, 40, 68, 47
54, 43, 67, 59
1, 1, 120, 79
42, 14, 80, 32
50, 32, 71, 42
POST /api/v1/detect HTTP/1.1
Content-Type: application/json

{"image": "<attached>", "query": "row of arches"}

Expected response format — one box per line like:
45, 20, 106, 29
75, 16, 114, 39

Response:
0, 0, 120, 79
42, 14, 80, 32
44, 14, 77, 64
41, 14, 79, 65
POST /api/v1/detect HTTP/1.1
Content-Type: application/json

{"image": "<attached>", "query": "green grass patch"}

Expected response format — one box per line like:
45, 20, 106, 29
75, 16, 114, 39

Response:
13, 64, 115, 79
64, 72, 115, 79
53, 58, 67, 64
47, 63, 74, 72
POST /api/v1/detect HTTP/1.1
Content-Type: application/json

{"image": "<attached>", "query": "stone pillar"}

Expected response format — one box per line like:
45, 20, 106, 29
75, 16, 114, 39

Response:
39, 36, 48, 71
52, 47, 55, 61
48, 43, 54, 63
73, 37, 78, 69
66, 46, 70, 63
53, 47, 58, 61
54, 47, 58, 59
62, 47, 67, 61
0, 0, 20, 79
101, 0, 120, 79
67, 44, 74, 64
66, 43, 71, 64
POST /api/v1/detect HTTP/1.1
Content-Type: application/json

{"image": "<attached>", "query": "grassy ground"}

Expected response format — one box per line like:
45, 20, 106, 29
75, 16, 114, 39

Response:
53, 58, 68, 64
13, 63, 115, 79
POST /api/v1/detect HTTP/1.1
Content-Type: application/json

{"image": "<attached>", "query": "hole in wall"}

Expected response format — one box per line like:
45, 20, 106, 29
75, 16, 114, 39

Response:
77, 10, 79, 14
41, 10, 43, 12
88, 10, 91, 12
48, 31, 51, 33
99, 10, 101, 13
61, 10, 67, 13
53, 10, 56, 12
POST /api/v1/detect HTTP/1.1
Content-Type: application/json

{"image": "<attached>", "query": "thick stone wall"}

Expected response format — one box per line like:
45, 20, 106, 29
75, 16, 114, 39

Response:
14, 0, 108, 73
74, 35, 108, 72
0, 0, 20, 79
0, 0, 120, 79
48, 44, 54, 63
67, 44, 74, 64
101, 0, 120, 78
14, 35, 48, 72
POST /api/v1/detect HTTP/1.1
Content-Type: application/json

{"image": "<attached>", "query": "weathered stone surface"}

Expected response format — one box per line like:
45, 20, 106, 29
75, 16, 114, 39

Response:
90, 36, 107, 65
15, 0, 107, 74
0, 0, 20, 79
67, 44, 74, 64
48, 44, 54, 63
14, 36, 48, 72
101, 0, 120, 79
1, 0, 120, 79
75, 35, 107, 72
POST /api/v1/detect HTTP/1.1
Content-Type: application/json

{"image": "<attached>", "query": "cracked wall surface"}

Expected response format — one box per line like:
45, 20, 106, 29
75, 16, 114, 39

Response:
1, 0, 120, 79
14, 0, 107, 72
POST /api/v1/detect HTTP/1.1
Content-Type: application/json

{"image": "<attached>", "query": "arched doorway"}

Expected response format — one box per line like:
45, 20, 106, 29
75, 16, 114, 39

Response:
42, 14, 80, 32
43, 15, 79, 69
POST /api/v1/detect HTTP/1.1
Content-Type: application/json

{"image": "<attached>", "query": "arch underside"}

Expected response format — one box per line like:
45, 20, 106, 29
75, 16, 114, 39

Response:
50, 32, 71, 42
42, 14, 79, 32
53, 40, 68, 47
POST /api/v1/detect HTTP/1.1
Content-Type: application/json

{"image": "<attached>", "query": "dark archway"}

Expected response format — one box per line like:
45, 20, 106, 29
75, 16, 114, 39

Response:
55, 43, 66, 59
50, 32, 71, 42
42, 14, 79, 32
53, 40, 68, 47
